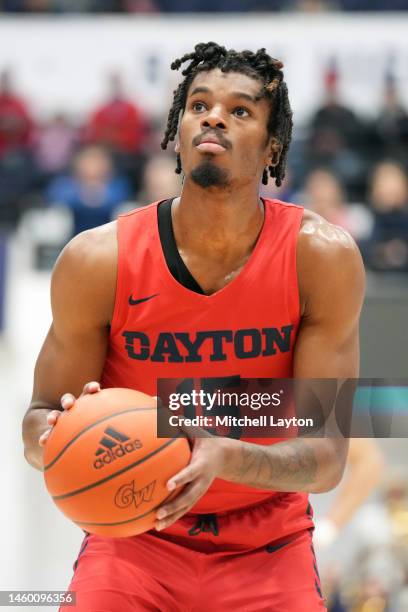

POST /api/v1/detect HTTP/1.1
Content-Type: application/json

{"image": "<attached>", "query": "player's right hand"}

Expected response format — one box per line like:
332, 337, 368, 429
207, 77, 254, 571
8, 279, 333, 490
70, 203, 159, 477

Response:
38, 381, 101, 447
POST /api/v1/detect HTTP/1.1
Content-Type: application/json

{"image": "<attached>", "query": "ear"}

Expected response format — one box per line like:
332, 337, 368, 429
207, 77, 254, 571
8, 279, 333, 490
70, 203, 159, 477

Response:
175, 141, 180, 154
266, 137, 282, 168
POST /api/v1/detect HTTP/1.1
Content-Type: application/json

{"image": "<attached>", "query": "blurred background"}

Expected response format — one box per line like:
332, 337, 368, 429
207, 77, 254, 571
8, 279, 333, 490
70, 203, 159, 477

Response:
0, 4, 408, 612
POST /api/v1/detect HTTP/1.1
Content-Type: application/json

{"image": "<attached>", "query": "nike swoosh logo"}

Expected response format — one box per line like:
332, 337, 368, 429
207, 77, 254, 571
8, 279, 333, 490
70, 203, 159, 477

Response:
128, 293, 159, 306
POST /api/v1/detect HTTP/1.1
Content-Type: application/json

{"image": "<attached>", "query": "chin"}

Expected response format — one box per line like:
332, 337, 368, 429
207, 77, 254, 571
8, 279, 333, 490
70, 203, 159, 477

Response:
190, 160, 230, 189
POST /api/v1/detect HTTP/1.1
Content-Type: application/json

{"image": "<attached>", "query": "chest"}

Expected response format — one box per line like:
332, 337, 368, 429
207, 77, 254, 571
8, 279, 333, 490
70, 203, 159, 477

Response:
178, 248, 251, 295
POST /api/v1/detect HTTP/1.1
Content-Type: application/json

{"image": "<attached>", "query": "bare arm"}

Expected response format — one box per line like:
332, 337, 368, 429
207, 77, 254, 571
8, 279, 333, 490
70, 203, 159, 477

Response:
218, 218, 365, 493
323, 438, 385, 529
22, 223, 116, 470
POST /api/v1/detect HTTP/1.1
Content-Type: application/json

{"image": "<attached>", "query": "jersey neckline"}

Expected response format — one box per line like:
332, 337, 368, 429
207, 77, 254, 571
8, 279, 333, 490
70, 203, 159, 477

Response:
153, 197, 270, 302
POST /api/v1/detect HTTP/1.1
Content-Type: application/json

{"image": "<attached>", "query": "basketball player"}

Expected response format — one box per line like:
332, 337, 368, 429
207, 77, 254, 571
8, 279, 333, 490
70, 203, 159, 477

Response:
22, 43, 365, 611
314, 438, 385, 549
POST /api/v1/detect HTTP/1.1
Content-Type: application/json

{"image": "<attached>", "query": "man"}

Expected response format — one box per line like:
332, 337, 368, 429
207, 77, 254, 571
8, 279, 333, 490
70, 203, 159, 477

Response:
83, 70, 149, 191
0, 69, 35, 226
314, 438, 385, 549
22, 42, 365, 611
0, 69, 33, 159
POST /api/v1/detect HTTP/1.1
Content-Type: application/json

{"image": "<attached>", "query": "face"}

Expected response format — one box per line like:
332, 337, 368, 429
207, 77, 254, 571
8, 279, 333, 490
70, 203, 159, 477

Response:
176, 69, 281, 190
75, 147, 112, 185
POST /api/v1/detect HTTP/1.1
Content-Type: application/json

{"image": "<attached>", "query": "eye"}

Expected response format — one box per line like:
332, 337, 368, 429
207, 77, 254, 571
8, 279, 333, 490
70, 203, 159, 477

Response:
192, 102, 207, 113
233, 106, 250, 118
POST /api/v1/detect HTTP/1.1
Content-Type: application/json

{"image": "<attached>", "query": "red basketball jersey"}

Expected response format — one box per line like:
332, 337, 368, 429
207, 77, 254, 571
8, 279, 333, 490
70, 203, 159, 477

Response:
101, 198, 312, 531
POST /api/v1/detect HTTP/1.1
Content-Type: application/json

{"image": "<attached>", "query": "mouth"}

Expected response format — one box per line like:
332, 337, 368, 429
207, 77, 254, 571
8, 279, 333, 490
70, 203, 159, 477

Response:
194, 133, 229, 154
196, 142, 226, 153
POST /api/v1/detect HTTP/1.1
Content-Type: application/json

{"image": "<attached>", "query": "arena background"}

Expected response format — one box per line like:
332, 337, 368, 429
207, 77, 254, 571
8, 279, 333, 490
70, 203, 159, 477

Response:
0, 5, 408, 611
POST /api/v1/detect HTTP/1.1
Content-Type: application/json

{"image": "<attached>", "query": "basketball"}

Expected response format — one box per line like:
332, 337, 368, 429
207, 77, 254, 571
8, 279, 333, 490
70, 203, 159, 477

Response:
43, 388, 191, 537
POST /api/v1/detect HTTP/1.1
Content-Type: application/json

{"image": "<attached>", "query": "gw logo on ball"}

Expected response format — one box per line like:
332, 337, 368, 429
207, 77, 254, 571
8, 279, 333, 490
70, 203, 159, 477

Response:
115, 480, 156, 510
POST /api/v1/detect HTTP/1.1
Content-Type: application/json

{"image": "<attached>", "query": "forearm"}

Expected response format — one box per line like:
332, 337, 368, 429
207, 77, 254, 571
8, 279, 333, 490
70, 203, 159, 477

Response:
22, 403, 59, 471
326, 449, 385, 529
218, 436, 348, 494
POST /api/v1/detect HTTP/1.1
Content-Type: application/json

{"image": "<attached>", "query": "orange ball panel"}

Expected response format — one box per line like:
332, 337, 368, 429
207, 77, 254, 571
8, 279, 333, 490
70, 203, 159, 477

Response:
43, 388, 191, 537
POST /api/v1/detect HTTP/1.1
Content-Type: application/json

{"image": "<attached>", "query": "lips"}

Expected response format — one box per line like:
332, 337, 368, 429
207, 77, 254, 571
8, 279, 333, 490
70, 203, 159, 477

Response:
195, 133, 229, 153
196, 142, 226, 153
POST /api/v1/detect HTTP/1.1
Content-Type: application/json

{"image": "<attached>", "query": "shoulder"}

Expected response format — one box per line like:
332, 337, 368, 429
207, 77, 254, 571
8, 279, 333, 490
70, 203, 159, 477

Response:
51, 222, 118, 324
297, 210, 365, 316
56, 221, 117, 274
299, 208, 362, 265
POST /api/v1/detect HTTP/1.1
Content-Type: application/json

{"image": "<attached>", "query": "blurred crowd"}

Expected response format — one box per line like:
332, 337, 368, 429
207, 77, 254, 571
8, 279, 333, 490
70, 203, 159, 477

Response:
0, 0, 408, 13
322, 472, 408, 612
0, 58, 408, 273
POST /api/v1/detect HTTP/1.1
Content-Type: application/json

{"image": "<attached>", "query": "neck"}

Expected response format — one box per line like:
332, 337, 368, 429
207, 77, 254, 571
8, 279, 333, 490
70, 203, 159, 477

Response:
172, 178, 264, 262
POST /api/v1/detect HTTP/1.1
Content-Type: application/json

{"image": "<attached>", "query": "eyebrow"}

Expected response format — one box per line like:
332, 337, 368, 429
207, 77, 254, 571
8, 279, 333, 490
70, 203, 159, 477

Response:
189, 86, 259, 104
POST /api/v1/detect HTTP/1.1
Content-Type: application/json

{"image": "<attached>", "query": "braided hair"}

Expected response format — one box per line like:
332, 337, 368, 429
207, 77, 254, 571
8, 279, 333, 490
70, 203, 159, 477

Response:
161, 42, 293, 187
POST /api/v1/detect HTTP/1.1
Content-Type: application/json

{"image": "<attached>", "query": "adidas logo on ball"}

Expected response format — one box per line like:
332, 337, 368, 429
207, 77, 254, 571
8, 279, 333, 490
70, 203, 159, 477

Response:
93, 426, 142, 469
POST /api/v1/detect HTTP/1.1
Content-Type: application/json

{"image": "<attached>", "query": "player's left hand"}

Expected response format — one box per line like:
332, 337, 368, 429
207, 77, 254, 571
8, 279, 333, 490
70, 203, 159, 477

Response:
155, 436, 225, 530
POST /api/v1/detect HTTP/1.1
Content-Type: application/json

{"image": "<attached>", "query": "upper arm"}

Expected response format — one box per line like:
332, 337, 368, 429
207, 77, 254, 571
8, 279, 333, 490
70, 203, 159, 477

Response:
292, 217, 365, 487
30, 224, 117, 408
294, 218, 365, 378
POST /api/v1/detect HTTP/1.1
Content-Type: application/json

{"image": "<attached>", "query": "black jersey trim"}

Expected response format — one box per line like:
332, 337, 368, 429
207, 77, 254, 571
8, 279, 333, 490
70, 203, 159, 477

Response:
157, 199, 205, 295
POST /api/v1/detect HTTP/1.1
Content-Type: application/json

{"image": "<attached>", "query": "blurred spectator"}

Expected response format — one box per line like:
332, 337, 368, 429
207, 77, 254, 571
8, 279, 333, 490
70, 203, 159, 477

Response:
294, 0, 332, 11
1, 0, 48, 10
363, 161, 408, 273
7, 0, 51, 11
350, 576, 390, 612
123, 0, 158, 11
155, 0, 252, 10
346, 472, 408, 610
138, 154, 181, 204
315, 439, 385, 553
315, 439, 385, 610
322, 565, 348, 612
33, 113, 78, 186
1, 0, 123, 11
84, 71, 149, 191
0, 69, 33, 159
306, 58, 366, 200
25, 0, 50, 9
55, 0, 123, 12
0, 149, 37, 227
260, 165, 296, 203
302, 168, 373, 241
0, 69, 36, 227
374, 67, 408, 167
46, 145, 131, 236
338, 0, 408, 10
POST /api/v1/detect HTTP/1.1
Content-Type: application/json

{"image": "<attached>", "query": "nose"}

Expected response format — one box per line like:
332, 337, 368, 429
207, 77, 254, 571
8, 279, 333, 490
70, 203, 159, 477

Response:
200, 105, 226, 130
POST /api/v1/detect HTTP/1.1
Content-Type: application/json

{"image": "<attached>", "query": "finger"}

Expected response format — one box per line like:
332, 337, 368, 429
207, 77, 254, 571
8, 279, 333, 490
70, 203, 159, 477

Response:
178, 421, 212, 441
155, 506, 191, 531
82, 381, 101, 396
39, 428, 51, 447
60, 394, 76, 410
47, 410, 62, 426
155, 483, 207, 530
166, 462, 201, 492
157, 480, 202, 521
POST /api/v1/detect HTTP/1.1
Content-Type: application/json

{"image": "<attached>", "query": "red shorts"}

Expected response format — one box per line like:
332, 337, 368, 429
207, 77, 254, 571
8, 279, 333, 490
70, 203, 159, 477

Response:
61, 497, 326, 612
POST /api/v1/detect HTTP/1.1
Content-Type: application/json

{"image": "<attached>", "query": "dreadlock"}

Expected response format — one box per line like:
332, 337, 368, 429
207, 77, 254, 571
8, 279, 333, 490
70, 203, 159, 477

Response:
161, 41, 293, 187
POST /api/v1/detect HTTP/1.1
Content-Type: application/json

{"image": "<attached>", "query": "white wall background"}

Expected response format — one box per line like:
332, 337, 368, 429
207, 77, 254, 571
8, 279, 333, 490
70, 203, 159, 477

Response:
0, 15, 408, 123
